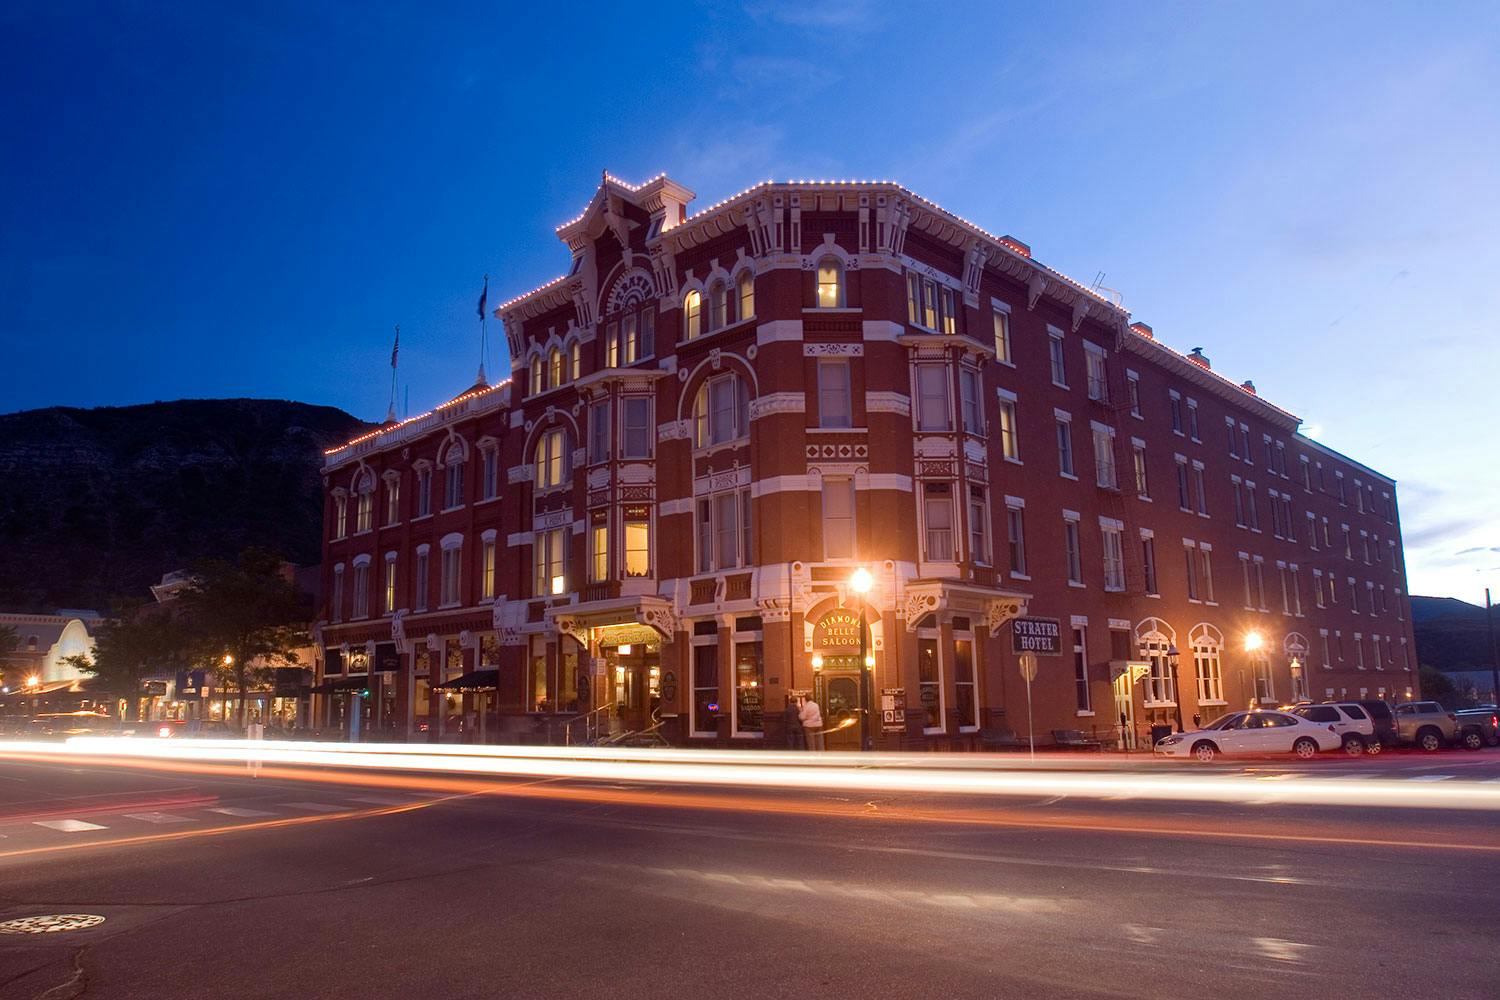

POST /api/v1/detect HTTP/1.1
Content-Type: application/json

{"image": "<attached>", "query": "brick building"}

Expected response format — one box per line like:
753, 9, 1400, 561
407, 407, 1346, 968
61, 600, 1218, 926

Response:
316, 174, 1417, 749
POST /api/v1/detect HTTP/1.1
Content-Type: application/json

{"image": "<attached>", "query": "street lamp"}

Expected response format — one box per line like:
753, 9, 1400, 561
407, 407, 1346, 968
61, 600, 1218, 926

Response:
1166, 644, 1183, 732
1243, 630, 1263, 708
849, 567, 874, 752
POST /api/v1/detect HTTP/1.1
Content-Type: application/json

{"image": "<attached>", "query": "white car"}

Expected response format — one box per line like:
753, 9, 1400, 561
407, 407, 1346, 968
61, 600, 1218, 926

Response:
1154, 710, 1342, 761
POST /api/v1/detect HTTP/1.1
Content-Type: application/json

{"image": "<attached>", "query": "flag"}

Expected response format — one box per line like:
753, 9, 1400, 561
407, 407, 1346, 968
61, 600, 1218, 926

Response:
390, 326, 399, 369
476, 276, 488, 321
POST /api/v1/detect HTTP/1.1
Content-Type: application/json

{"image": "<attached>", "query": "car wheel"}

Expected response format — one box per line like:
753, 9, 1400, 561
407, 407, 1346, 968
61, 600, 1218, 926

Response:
1192, 741, 1217, 762
1364, 738, 1384, 756
1416, 728, 1443, 752
1293, 737, 1319, 759
1461, 729, 1484, 752
1340, 735, 1365, 756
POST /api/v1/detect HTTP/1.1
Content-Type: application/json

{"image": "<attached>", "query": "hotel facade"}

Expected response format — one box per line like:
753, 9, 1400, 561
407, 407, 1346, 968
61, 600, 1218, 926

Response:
317, 175, 1418, 749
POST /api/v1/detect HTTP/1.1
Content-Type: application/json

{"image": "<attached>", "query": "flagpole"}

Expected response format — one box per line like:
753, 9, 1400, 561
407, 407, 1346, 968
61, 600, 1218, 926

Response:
477, 275, 490, 385
387, 324, 399, 423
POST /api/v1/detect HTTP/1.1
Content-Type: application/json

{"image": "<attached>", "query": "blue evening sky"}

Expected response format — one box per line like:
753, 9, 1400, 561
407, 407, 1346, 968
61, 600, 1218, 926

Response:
3, 2, 1497, 600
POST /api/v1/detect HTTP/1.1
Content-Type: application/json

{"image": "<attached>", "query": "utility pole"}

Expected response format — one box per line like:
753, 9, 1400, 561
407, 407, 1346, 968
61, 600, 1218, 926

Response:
1487, 588, 1498, 710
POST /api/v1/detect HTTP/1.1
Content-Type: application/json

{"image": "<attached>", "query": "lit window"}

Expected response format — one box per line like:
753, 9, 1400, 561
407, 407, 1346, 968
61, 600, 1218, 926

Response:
384, 478, 400, 525
624, 516, 650, 577
917, 635, 942, 730
816, 257, 844, 308
590, 520, 609, 582
533, 527, 565, 596
481, 540, 496, 600
684, 290, 702, 340
384, 556, 397, 614
968, 485, 990, 565
534, 428, 569, 489
549, 348, 563, 386
997, 397, 1019, 460
737, 270, 754, 320
923, 483, 953, 562
959, 368, 983, 434
993, 309, 1011, 363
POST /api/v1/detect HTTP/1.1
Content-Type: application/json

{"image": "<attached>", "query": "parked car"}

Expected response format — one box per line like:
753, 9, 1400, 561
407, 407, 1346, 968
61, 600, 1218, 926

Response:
1394, 701, 1469, 751
1290, 702, 1378, 754
1454, 708, 1499, 749
28, 711, 119, 739
1155, 710, 1342, 762
1351, 699, 1401, 750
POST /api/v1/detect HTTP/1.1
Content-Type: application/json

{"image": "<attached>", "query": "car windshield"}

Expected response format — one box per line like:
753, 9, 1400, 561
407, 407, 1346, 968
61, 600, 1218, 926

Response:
1201, 713, 1241, 731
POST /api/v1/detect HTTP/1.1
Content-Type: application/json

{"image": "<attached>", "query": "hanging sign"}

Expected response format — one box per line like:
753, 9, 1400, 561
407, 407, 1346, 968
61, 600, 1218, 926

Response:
1011, 617, 1063, 655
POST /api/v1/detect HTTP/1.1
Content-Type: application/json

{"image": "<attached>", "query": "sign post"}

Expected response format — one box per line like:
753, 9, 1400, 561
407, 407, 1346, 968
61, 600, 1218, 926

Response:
1018, 653, 1038, 758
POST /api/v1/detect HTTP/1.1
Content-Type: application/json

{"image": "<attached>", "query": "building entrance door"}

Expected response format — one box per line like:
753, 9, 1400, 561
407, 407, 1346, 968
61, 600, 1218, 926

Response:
1113, 670, 1136, 750
607, 644, 661, 734
819, 672, 862, 751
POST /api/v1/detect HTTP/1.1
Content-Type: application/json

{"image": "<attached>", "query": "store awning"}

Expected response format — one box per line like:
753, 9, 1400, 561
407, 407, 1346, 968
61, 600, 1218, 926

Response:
433, 668, 498, 692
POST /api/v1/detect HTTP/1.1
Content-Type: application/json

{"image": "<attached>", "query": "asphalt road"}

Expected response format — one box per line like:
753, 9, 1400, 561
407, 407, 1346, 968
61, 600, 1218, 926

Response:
0, 749, 1497, 1000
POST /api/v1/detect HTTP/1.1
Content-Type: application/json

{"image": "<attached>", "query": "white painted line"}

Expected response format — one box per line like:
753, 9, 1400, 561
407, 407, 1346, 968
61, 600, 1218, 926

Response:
282, 802, 342, 813
124, 812, 192, 824
207, 807, 274, 818
1253, 937, 1314, 962
34, 819, 107, 832
1408, 775, 1453, 782
348, 795, 415, 806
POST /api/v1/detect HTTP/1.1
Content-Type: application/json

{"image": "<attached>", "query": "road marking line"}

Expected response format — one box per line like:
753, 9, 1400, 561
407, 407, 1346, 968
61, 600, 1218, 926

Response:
124, 812, 192, 824
1408, 775, 1453, 782
1253, 937, 1314, 962
282, 802, 342, 812
33, 819, 107, 832
206, 807, 274, 817
348, 795, 416, 806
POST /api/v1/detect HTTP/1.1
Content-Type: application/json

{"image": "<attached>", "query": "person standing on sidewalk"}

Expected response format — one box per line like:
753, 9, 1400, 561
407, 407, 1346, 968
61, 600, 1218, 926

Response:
800, 696, 825, 751
783, 696, 806, 750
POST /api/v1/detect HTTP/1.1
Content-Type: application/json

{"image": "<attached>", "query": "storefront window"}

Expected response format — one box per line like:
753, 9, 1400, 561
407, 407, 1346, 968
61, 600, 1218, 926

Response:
954, 637, 977, 729
734, 641, 763, 734
528, 636, 550, 712
692, 644, 719, 736
918, 635, 942, 730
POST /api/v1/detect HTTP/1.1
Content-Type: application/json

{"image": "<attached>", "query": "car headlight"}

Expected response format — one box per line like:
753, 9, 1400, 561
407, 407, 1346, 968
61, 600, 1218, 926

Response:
1158, 736, 1182, 746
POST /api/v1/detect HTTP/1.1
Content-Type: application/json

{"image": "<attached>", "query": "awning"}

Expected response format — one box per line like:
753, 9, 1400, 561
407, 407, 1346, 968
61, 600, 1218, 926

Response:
433, 668, 498, 692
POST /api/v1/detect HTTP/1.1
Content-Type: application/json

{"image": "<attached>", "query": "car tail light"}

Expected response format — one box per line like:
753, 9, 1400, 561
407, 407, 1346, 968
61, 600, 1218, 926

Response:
1328, 725, 1336, 732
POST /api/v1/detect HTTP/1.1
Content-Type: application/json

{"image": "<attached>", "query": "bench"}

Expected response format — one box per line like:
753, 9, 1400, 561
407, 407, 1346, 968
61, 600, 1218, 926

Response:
979, 726, 1025, 751
1051, 728, 1104, 751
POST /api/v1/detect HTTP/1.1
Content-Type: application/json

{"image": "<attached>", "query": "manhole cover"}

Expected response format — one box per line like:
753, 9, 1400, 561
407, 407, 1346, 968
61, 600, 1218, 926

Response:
0, 914, 106, 934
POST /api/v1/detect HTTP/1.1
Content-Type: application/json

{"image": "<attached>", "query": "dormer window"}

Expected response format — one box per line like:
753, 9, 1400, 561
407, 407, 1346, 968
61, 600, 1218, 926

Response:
816, 257, 844, 308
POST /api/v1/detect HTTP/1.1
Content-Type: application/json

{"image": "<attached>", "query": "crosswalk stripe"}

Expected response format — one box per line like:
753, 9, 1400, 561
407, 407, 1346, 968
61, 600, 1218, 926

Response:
34, 819, 107, 832
207, 807, 274, 818
124, 812, 193, 824
282, 802, 343, 813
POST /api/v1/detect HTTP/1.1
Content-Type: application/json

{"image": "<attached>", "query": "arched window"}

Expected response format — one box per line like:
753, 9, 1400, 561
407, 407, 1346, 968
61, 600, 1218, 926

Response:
737, 270, 754, 321
1189, 624, 1223, 705
683, 290, 702, 340
709, 280, 727, 330
549, 347, 564, 386
530, 356, 544, 395
443, 443, 466, 510
355, 471, 374, 533
693, 371, 750, 448
1134, 618, 1176, 705
534, 427, 570, 489
569, 341, 581, 380
816, 256, 844, 308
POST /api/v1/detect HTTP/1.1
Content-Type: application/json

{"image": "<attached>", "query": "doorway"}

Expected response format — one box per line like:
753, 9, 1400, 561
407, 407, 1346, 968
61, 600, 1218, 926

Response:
605, 642, 661, 733
1112, 670, 1136, 750
818, 672, 863, 751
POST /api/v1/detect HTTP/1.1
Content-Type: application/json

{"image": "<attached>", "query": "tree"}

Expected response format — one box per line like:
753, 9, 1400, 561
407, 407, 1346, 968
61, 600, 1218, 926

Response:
1418, 664, 1459, 706
177, 549, 310, 727
62, 608, 178, 721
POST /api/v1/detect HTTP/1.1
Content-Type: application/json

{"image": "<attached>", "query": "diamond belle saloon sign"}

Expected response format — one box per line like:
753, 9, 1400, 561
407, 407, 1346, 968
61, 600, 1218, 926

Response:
812, 609, 864, 669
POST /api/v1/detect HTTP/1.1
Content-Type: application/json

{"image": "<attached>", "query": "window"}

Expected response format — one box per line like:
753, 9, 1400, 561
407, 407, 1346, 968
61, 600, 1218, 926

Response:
1127, 372, 1141, 417
692, 643, 719, 736
440, 544, 461, 607
333, 494, 347, 539
954, 637, 977, 729
922, 278, 937, 328
549, 348, 563, 387
915, 364, 950, 432
818, 359, 853, 428
697, 489, 752, 572
530, 356, 543, 395
823, 477, 856, 559
816, 257, 844, 308
413, 549, 429, 612
1314, 570, 1326, 609
1198, 548, 1214, 603
352, 562, 369, 619
588, 402, 610, 465
683, 290, 702, 339
737, 270, 754, 321
997, 395, 1019, 460
1169, 392, 1183, 434
355, 487, 373, 533
1055, 417, 1075, 476
734, 640, 763, 735
968, 486, 990, 565
331, 565, 344, 622
383, 556, 397, 614
709, 280, 727, 331
1133, 444, 1149, 497
959, 368, 983, 434
1245, 486, 1259, 531
605, 322, 619, 367
534, 527, 566, 596
1185, 544, 1200, 601
1141, 534, 1159, 595
1140, 633, 1174, 703
1254, 559, 1267, 609
534, 428, 569, 489
384, 478, 400, 524
624, 513, 651, 577
1176, 458, 1191, 510
1007, 504, 1027, 576
693, 372, 750, 448
1048, 331, 1067, 386
1228, 419, 1240, 459
993, 309, 1012, 363
1085, 347, 1108, 402
417, 468, 432, 517
917, 635, 942, 730
1186, 400, 1200, 441
480, 449, 498, 501
1101, 521, 1125, 591
443, 450, 465, 510
621, 397, 652, 459
1300, 456, 1312, 491
481, 539, 496, 600
1253, 654, 1273, 702
570, 341, 581, 380
1093, 426, 1117, 489
1073, 627, 1091, 712
1063, 517, 1083, 585
923, 482, 954, 562
1192, 464, 1207, 515
1232, 479, 1246, 527
1193, 631, 1224, 703
590, 520, 609, 582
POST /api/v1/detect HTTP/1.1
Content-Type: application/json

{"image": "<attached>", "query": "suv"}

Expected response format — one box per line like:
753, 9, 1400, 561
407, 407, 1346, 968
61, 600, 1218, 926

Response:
1455, 708, 1498, 749
1291, 703, 1378, 755
1352, 699, 1401, 750
1394, 701, 1468, 751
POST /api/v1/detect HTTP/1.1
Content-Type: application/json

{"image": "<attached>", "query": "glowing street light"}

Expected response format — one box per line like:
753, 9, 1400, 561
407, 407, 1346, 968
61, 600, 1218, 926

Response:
849, 568, 875, 752
1243, 630, 1264, 653
849, 566, 874, 595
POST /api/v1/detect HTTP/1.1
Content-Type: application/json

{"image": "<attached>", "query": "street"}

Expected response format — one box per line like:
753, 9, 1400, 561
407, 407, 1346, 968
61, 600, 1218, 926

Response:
0, 747, 1497, 1000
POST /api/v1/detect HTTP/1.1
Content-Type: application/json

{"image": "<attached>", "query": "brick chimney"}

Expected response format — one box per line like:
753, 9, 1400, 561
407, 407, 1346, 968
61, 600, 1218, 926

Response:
1000, 235, 1031, 259
1187, 347, 1211, 369
1240, 379, 1257, 395
1130, 322, 1154, 340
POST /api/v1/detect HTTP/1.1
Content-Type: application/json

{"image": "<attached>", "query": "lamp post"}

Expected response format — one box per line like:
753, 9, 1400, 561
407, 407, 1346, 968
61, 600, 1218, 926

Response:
1167, 644, 1183, 732
849, 567, 875, 752
24, 674, 39, 718
1244, 630, 1264, 709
